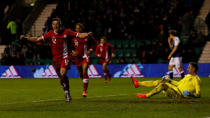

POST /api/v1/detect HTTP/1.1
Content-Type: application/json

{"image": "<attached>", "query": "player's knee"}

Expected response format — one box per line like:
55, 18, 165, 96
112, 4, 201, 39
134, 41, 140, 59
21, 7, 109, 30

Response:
60, 71, 66, 77
160, 83, 168, 90
168, 66, 173, 70
178, 67, 183, 71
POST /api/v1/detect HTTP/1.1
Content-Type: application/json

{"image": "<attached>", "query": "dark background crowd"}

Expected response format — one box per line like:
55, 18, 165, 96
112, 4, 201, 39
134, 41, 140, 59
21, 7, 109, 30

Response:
0, 0, 209, 65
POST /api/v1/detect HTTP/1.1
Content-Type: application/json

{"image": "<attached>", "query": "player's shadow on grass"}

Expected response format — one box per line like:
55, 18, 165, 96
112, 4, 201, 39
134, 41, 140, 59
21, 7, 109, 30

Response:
87, 98, 209, 104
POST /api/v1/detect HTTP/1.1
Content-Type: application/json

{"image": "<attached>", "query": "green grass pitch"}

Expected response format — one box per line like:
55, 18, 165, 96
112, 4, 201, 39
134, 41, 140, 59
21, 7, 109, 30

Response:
0, 77, 210, 118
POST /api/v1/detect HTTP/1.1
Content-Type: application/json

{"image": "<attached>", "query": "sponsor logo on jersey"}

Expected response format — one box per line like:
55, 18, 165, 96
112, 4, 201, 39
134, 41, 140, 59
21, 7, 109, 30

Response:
88, 64, 102, 78
52, 36, 56, 44
33, 65, 58, 78
113, 64, 144, 78
0, 66, 21, 78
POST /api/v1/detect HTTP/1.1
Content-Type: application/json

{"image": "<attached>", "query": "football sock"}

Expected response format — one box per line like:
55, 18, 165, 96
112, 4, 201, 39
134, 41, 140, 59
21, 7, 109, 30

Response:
139, 80, 161, 87
64, 76, 69, 91
168, 71, 173, 79
107, 71, 111, 80
60, 76, 69, 91
65, 90, 71, 96
180, 71, 185, 78
83, 74, 89, 92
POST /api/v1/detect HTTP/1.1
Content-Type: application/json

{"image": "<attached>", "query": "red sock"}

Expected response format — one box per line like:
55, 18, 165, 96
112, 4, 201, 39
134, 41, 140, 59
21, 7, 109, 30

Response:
83, 74, 89, 92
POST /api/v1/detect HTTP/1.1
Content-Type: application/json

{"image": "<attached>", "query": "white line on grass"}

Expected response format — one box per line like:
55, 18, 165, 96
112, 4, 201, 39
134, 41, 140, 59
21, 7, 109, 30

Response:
1, 93, 136, 105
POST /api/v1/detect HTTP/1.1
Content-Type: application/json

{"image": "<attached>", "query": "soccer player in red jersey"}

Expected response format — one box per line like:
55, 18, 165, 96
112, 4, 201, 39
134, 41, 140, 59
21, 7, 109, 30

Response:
95, 36, 114, 82
20, 18, 92, 102
72, 23, 97, 97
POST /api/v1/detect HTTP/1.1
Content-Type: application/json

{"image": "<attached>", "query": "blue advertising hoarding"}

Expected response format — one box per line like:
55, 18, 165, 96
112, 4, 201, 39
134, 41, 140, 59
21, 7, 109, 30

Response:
0, 63, 210, 78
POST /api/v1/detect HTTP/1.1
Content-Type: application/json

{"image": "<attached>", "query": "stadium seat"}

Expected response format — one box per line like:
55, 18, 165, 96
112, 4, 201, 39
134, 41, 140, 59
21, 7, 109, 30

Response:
130, 40, 136, 48
115, 49, 124, 57
157, 58, 163, 63
115, 40, 122, 48
110, 58, 117, 64
136, 40, 141, 48
131, 49, 137, 57
91, 58, 98, 64
122, 40, 129, 48
25, 59, 34, 65
124, 49, 132, 57
108, 40, 115, 47
194, 48, 201, 55
89, 52, 95, 58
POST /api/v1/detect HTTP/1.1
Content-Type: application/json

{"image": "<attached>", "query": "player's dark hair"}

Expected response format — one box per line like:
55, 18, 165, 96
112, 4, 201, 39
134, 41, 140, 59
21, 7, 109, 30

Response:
52, 18, 64, 33
101, 36, 107, 40
52, 18, 62, 25
76, 23, 84, 32
189, 62, 199, 73
169, 30, 177, 36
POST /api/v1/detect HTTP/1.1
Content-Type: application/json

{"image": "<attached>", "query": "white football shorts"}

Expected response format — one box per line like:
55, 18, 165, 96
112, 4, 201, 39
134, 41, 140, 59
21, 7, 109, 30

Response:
169, 57, 182, 68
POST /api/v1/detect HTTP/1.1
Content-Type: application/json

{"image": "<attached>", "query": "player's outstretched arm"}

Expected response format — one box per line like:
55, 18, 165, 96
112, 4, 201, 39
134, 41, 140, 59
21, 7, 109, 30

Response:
77, 32, 92, 39
162, 76, 178, 85
20, 35, 43, 43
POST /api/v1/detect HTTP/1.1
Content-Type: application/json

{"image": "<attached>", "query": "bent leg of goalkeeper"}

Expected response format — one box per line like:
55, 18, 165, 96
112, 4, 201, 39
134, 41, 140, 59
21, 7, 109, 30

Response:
145, 83, 182, 98
138, 80, 162, 87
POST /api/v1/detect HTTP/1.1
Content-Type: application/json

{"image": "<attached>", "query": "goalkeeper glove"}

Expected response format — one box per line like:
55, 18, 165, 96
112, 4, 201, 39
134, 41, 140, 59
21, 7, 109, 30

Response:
183, 90, 194, 97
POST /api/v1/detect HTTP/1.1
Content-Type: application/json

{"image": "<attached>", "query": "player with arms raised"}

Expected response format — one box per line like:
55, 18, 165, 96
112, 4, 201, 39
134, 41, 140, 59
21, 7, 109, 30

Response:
72, 23, 96, 97
95, 36, 114, 82
20, 18, 92, 102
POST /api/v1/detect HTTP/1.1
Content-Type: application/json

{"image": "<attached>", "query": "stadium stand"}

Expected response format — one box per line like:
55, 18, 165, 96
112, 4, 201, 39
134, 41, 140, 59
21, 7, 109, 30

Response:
0, 0, 208, 65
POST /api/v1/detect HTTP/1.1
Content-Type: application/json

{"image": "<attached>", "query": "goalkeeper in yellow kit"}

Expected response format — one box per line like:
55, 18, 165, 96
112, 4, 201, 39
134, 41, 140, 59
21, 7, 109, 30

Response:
131, 62, 201, 98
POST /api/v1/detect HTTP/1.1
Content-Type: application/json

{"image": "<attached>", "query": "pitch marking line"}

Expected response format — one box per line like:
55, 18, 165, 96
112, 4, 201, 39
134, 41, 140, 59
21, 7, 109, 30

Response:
0, 93, 136, 105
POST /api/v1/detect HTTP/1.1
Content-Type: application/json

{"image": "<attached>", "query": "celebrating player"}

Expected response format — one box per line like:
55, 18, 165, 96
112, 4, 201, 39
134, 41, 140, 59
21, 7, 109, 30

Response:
167, 30, 185, 79
72, 23, 96, 97
95, 36, 114, 82
131, 62, 200, 98
20, 18, 92, 102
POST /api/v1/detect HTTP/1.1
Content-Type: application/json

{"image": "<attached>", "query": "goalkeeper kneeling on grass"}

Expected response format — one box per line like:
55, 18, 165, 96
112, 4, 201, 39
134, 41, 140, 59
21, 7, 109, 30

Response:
131, 62, 201, 98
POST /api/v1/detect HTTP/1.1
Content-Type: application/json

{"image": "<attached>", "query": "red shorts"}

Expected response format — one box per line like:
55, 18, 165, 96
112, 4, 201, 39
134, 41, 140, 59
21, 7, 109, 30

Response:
53, 56, 72, 70
99, 58, 111, 64
75, 56, 90, 67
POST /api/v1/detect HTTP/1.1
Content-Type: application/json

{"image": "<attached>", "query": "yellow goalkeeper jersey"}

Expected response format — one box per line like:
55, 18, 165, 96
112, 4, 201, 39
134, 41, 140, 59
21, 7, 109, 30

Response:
177, 74, 201, 97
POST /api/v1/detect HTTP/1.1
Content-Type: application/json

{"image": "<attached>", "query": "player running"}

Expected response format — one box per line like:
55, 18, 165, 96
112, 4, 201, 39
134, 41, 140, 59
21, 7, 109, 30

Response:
95, 36, 114, 82
72, 23, 96, 97
167, 30, 185, 79
131, 62, 201, 98
20, 18, 92, 102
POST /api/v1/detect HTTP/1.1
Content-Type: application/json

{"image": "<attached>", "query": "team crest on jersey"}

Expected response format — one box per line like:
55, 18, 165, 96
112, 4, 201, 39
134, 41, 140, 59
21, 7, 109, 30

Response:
52, 36, 56, 44
74, 40, 79, 46
64, 34, 67, 38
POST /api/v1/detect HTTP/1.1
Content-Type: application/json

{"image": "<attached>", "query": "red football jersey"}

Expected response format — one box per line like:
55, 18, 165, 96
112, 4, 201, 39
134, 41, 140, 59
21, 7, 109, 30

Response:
95, 43, 114, 59
42, 29, 78, 59
72, 37, 96, 58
